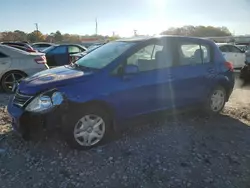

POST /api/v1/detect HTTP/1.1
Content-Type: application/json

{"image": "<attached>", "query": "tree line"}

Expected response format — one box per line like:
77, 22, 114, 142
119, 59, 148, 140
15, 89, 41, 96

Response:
0, 26, 232, 43
0, 30, 119, 43
160, 25, 232, 37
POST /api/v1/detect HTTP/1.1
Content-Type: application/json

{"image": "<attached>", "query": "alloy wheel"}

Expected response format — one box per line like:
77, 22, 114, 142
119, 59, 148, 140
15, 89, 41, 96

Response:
2, 72, 26, 93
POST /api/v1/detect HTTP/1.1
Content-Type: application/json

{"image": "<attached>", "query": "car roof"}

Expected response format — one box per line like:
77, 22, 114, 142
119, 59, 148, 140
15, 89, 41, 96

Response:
117, 35, 213, 43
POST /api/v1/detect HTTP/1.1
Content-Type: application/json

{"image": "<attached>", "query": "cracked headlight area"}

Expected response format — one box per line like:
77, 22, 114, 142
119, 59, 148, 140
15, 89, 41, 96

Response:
25, 91, 63, 112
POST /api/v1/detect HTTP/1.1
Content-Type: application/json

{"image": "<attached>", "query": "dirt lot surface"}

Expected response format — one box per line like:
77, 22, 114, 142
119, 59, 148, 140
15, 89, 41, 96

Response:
1, 78, 250, 188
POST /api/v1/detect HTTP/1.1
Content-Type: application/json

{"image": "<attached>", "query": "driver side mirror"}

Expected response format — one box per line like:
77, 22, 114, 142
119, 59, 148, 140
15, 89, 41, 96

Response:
123, 64, 139, 75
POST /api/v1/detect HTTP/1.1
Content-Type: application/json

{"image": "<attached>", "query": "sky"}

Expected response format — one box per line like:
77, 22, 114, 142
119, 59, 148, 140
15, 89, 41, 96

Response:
1, 0, 250, 37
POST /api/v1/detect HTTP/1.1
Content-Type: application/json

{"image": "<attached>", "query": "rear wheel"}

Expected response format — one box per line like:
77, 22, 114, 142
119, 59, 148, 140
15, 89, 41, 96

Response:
1, 71, 27, 93
205, 86, 226, 114
62, 105, 113, 149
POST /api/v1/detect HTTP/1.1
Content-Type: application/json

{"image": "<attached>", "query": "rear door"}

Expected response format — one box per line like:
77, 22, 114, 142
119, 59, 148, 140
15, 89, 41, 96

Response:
171, 38, 215, 107
47, 45, 68, 66
0, 51, 11, 75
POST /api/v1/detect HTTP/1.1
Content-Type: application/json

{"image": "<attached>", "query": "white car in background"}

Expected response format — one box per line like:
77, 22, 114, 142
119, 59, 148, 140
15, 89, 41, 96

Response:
0, 45, 49, 92
217, 43, 246, 69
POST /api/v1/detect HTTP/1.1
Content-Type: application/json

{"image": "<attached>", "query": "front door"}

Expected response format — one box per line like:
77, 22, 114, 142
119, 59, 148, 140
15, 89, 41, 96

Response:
107, 39, 175, 119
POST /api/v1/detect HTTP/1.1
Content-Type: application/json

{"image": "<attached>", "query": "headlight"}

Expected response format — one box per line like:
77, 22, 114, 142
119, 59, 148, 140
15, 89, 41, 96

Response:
25, 91, 63, 112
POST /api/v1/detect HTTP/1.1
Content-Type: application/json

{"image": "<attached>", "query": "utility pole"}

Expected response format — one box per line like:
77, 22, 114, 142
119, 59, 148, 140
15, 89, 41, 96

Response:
34, 23, 39, 41
95, 18, 98, 36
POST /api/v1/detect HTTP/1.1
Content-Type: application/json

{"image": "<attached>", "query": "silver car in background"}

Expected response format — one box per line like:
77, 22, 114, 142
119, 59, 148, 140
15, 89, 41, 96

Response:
0, 44, 49, 92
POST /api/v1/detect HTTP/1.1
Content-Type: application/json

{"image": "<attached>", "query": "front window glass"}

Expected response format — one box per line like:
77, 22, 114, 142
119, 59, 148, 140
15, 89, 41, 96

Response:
127, 44, 168, 72
76, 41, 135, 69
69, 46, 81, 53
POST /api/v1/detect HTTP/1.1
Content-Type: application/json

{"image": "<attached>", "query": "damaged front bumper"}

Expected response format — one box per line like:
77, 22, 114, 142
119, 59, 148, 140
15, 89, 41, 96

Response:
7, 95, 67, 139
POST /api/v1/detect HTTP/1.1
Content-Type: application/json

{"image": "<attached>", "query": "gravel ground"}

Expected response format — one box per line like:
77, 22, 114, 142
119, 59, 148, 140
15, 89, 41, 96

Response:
1, 78, 250, 188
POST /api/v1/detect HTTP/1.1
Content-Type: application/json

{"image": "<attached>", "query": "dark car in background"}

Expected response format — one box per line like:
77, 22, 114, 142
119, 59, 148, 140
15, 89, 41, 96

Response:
70, 43, 103, 63
31, 42, 55, 52
42, 44, 87, 67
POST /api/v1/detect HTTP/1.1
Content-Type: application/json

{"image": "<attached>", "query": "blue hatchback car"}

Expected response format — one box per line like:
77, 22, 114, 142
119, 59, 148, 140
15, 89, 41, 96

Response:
7, 36, 235, 149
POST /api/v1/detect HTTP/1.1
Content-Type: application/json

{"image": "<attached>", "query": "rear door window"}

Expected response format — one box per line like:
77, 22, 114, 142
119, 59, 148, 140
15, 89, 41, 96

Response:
178, 42, 211, 65
228, 45, 242, 53
219, 45, 230, 52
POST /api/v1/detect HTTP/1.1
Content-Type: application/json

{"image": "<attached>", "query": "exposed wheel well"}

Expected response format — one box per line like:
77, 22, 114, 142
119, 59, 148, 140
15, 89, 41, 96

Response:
67, 100, 115, 131
69, 100, 115, 120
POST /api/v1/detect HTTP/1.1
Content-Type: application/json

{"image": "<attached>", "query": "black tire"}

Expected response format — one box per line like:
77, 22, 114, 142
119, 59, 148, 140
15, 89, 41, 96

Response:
1, 71, 27, 93
240, 66, 250, 81
204, 86, 226, 115
62, 105, 113, 150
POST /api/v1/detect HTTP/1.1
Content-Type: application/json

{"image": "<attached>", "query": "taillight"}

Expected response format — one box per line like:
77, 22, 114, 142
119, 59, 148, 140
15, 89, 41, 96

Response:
224, 61, 234, 71
34, 56, 47, 64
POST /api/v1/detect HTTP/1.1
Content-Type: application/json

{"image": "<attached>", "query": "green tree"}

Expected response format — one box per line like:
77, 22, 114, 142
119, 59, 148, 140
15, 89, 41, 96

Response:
27, 30, 44, 42
54, 30, 63, 42
13, 30, 27, 41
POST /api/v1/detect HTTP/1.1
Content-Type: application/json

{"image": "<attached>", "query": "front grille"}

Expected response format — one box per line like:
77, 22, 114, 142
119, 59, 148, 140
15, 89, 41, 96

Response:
13, 91, 33, 108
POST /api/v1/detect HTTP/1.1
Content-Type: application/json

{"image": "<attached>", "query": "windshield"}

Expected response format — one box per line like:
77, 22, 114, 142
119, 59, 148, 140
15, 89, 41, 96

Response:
76, 41, 135, 69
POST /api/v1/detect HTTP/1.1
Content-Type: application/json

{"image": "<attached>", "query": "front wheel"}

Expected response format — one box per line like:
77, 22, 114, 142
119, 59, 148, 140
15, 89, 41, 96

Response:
205, 86, 226, 114
62, 106, 113, 149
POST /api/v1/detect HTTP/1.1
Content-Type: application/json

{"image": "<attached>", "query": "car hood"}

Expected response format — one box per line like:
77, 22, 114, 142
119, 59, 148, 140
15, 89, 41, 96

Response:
18, 66, 93, 95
